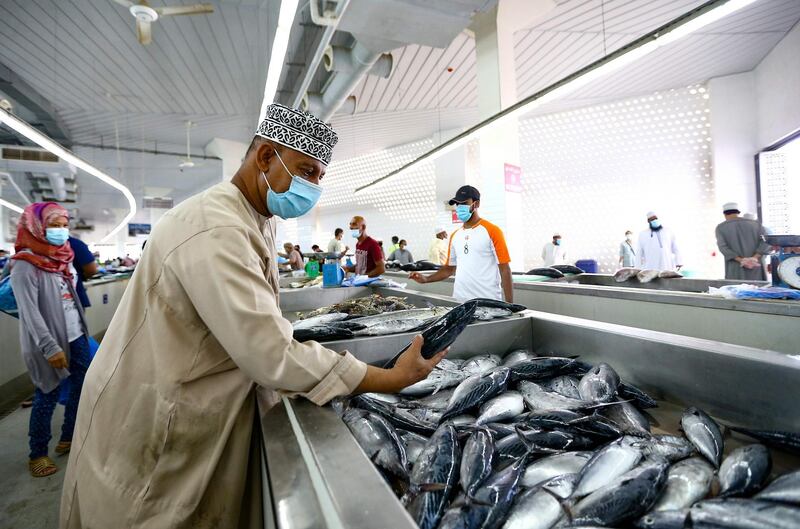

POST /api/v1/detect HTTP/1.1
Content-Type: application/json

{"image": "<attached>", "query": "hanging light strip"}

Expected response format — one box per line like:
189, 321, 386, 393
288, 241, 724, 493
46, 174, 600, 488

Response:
0, 108, 137, 243
258, 0, 300, 124
0, 197, 24, 213
354, 0, 758, 195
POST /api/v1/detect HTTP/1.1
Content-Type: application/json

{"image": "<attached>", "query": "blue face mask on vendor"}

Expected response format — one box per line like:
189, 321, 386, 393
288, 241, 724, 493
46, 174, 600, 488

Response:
262, 149, 322, 219
649, 219, 662, 229
455, 204, 473, 223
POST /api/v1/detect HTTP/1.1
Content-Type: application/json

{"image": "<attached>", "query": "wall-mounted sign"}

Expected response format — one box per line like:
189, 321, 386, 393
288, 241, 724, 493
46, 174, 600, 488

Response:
504, 163, 523, 193
128, 223, 151, 236
143, 196, 174, 209
451, 210, 461, 224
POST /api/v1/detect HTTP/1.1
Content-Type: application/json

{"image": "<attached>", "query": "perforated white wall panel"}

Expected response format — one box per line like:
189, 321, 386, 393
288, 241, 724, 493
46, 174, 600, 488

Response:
277, 140, 440, 259
280, 84, 721, 277
518, 84, 718, 276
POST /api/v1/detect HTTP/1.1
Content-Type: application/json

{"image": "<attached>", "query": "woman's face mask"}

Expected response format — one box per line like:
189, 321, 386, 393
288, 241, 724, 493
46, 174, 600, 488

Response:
262, 149, 322, 219
45, 227, 69, 246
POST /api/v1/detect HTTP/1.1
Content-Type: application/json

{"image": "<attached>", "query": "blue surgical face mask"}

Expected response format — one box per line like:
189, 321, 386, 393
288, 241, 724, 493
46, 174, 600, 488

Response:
45, 227, 69, 246
455, 204, 473, 222
350, 229, 361, 239
649, 219, 662, 229
262, 150, 322, 219
554, 239, 561, 246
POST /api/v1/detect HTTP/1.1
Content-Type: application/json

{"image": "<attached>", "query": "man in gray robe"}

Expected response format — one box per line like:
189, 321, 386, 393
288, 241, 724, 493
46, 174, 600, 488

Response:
715, 202, 772, 280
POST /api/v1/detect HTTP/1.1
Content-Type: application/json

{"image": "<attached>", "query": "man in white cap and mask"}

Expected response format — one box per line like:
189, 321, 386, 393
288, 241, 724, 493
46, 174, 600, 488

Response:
637, 211, 682, 270
428, 226, 449, 265
60, 104, 446, 528
715, 202, 771, 280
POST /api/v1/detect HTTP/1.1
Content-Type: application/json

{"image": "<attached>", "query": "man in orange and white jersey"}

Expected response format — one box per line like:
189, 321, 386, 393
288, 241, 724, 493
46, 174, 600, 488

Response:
409, 185, 513, 302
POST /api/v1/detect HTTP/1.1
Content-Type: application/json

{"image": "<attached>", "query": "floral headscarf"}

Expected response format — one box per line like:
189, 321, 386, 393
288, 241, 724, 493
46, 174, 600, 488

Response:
12, 202, 74, 277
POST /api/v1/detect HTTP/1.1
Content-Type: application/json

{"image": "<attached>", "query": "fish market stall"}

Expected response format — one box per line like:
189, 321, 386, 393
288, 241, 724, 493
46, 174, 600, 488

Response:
383, 272, 800, 354
259, 312, 800, 528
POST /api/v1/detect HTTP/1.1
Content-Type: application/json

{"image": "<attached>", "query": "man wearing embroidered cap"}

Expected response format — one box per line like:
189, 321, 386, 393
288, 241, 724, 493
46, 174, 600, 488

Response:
714, 201, 771, 280
60, 104, 446, 528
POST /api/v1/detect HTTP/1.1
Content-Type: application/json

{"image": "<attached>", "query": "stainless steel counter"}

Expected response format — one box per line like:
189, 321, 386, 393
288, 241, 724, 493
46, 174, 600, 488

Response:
383, 272, 799, 354
259, 310, 800, 528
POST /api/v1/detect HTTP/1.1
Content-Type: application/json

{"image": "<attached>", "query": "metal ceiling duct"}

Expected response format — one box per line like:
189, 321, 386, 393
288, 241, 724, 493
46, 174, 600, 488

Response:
304, 39, 393, 121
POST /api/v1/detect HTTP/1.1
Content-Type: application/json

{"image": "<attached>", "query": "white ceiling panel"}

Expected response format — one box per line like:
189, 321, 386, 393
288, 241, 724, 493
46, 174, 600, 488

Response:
0, 0, 274, 150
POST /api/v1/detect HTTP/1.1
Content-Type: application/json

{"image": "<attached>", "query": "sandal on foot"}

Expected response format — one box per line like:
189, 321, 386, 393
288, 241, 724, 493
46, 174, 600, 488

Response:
55, 441, 71, 455
29, 456, 58, 477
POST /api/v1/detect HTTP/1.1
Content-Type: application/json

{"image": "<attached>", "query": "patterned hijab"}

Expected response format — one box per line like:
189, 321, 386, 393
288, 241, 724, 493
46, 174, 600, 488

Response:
12, 202, 74, 277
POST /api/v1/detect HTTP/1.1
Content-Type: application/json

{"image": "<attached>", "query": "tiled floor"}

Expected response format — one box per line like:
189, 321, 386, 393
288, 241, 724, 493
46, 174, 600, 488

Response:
0, 404, 66, 529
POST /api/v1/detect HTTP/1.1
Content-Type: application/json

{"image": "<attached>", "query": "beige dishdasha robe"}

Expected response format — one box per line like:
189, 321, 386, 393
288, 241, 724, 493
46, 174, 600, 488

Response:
60, 182, 367, 528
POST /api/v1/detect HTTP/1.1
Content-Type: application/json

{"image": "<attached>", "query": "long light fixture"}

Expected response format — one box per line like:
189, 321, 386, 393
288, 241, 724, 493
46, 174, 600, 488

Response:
0, 108, 137, 242
258, 0, 300, 124
354, 0, 759, 195
0, 197, 23, 213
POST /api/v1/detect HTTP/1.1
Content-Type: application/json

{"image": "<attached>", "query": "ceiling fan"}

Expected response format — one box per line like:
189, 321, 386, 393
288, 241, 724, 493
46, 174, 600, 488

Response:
179, 121, 202, 170
112, 0, 214, 45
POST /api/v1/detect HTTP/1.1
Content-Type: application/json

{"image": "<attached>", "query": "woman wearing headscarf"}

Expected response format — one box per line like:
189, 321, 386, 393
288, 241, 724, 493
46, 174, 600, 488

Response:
9, 202, 90, 477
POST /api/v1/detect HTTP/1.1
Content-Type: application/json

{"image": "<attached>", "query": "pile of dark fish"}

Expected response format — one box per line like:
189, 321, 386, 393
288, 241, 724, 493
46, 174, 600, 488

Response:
384, 260, 442, 272
525, 265, 585, 279
339, 351, 800, 529
293, 297, 527, 343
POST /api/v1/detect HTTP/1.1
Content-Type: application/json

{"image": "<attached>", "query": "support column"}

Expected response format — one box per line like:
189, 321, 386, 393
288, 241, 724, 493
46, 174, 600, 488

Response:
205, 138, 248, 181
471, 1, 539, 270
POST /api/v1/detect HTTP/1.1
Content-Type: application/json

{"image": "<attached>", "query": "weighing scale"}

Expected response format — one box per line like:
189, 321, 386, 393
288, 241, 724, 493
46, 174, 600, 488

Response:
765, 235, 800, 289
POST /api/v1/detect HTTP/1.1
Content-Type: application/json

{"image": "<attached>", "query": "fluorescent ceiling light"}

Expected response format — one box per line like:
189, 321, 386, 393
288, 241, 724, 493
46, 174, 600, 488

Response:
0, 108, 137, 243
258, 0, 300, 124
0, 197, 23, 213
354, 0, 758, 195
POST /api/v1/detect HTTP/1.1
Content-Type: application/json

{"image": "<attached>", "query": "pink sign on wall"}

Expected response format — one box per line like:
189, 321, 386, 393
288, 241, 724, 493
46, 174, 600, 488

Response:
504, 163, 523, 193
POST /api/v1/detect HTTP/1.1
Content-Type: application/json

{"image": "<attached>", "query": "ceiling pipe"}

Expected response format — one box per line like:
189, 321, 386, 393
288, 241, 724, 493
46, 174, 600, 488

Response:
291, 0, 351, 108
323, 45, 393, 78
302, 93, 356, 116
307, 39, 389, 121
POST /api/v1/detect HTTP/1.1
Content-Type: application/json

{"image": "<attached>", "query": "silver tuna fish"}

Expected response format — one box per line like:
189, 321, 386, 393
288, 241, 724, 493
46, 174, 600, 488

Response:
462, 354, 503, 376
441, 368, 511, 422
405, 425, 461, 529
690, 498, 800, 528
718, 444, 771, 497
343, 409, 408, 479
460, 427, 496, 498
578, 362, 621, 403
521, 451, 592, 488
756, 469, 800, 505
681, 407, 723, 468
652, 456, 714, 511
476, 391, 524, 425
573, 436, 643, 498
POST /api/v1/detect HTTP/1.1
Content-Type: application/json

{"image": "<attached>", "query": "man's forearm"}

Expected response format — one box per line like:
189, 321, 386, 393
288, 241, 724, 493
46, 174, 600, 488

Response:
499, 266, 513, 302
422, 266, 455, 283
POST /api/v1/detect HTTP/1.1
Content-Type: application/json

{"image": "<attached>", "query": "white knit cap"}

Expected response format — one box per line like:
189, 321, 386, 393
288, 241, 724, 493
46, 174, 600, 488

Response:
646, 211, 657, 218
435, 226, 446, 234
722, 202, 740, 212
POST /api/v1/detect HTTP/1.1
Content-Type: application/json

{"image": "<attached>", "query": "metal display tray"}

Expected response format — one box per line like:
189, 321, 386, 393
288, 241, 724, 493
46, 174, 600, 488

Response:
260, 311, 800, 529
